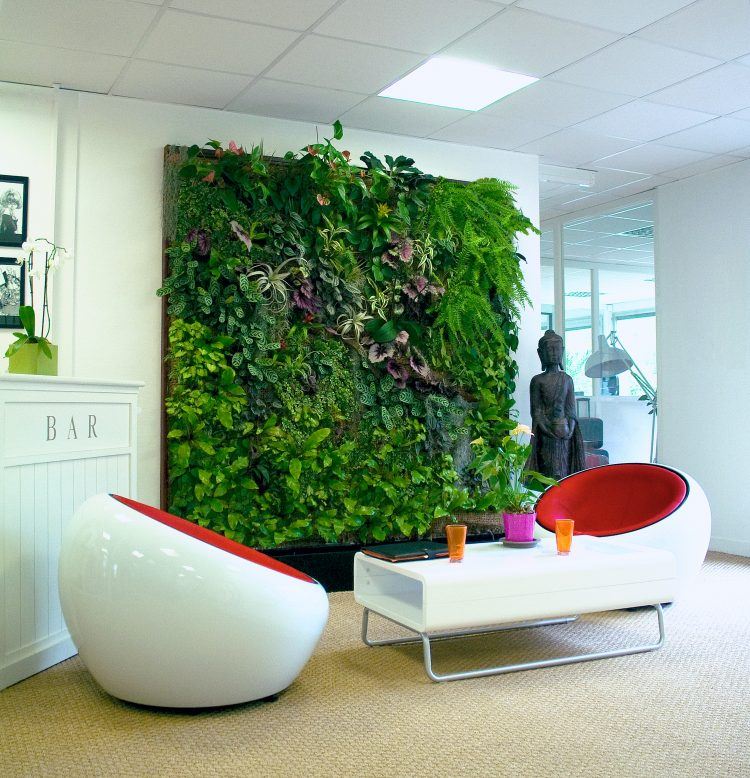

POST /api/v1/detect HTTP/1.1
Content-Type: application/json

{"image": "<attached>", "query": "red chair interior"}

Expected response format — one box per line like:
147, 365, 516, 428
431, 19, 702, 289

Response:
536, 464, 688, 537
112, 495, 315, 584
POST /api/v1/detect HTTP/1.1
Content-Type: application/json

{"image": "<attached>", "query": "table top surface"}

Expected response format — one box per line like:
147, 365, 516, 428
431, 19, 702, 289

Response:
354, 536, 674, 585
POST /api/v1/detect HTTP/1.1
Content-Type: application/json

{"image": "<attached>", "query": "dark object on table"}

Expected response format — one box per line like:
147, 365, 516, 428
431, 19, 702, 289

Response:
362, 541, 449, 563
578, 417, 610, 468
526, 330, 585, 480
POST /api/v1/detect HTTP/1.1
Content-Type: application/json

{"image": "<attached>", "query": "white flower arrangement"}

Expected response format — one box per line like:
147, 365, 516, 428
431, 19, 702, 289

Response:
6, 238, 73, 361
18, 238, 72, 280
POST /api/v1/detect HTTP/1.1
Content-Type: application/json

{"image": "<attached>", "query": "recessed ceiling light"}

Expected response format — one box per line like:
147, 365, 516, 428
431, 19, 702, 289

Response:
379, 57, 538, 111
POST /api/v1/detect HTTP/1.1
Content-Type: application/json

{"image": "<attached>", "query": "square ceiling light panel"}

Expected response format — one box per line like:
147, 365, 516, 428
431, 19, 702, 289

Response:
379, 57, 538, 111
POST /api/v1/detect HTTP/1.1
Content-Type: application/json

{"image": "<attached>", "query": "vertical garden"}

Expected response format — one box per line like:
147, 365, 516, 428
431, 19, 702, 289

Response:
160, 125, 537, 548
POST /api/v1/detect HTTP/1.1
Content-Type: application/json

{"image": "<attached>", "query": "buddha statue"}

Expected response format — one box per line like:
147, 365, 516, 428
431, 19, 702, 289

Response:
526, 330, 585, 480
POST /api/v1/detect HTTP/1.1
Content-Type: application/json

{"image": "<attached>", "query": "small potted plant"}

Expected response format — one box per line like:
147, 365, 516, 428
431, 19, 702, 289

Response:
5, 238, 70, 375
472, 423, 556, 543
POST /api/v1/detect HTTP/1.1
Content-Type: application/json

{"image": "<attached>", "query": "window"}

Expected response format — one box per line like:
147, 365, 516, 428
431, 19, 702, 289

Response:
562, 266, 592, 396
540, 230, 555, 333
543, 199, 656, 463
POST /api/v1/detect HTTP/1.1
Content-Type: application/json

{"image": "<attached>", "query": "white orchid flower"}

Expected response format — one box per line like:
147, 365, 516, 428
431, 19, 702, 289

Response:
21, 240, 34, 252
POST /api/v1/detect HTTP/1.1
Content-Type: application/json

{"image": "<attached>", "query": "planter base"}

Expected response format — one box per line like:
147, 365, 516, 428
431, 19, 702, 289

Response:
8, 343, 58, 376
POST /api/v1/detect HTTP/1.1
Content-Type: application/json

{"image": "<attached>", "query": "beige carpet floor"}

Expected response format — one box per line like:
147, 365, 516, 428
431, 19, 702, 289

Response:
1, 552, 749, 778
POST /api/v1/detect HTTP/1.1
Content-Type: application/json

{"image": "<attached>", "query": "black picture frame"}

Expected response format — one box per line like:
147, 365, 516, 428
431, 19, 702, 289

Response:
0, 175, 29, 248
0, 257, 26, 329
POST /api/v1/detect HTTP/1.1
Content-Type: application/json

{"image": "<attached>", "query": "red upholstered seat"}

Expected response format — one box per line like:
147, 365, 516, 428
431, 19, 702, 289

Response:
112, 495, 315, 583
536, 463, 688, 537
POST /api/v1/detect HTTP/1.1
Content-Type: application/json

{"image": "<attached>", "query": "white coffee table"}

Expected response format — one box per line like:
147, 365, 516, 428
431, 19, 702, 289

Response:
354, 536, 677, 682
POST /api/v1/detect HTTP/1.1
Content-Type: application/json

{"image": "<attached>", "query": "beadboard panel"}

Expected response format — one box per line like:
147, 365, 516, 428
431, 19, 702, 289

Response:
0, 376, 141, 690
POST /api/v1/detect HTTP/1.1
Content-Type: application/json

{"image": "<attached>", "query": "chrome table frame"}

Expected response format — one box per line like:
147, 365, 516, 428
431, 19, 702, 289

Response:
361, 604, 665, 682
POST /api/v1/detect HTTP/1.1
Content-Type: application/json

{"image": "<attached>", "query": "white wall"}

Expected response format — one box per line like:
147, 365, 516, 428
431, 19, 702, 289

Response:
1, 84, 540, 508
656, 160, 750, 556
0, 85, 56, 356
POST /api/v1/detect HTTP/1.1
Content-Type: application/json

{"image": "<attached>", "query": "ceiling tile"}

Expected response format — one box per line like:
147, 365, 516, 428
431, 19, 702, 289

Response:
553, 39, 720, 96
340, 97, 469, 137
665, 153, 743, 179
636, 0, 750, 60
539, 181, 568, 197
227, 79, 367, 124
658, 117, 750, 153
481, 80, 631, 127
444, 7, 618, 78
541, 190, 590, 208
593, 143, 711, 174
113, 60, 251, 109
0, 40, 127, 92
138, 10, 299, 74
648, 63, 750, 114
315, 0, 500, 54
574, 101, 715, 141
587, 168, 652, 191
571, 205, 655, 227
170, 0, 339, 30
0, 0, 157, 56
265, 35, 423, 93
516, 0, 695, 34
729, 106, 750, 122
429, 114, 558, 150
517, 129, 639, 166
587, 178, 659, 200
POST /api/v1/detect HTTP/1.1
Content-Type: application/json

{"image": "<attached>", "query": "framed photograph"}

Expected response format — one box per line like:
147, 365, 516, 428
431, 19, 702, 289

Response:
0, 257, 26, 328
0, 175, 29, 248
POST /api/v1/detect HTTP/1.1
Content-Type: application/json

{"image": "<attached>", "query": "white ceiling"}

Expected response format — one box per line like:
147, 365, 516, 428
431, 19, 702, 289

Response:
2, 0, 750, 221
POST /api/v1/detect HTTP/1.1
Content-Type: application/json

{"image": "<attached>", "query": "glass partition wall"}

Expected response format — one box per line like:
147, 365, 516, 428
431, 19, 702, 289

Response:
541, 199, 656, 466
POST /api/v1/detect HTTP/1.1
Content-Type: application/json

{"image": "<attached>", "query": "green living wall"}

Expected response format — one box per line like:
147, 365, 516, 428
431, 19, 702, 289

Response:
160, 125, 537, 548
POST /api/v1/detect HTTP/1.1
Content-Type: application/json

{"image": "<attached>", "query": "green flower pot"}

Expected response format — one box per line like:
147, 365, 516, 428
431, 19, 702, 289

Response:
8, 342, 58, 376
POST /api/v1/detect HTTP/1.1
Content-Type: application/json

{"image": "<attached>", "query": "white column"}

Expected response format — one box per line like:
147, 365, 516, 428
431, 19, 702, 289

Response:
50, 88, 80, 376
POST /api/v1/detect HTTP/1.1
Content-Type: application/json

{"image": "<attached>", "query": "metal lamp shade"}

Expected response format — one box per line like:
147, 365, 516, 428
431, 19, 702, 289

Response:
585, 335, 633, 378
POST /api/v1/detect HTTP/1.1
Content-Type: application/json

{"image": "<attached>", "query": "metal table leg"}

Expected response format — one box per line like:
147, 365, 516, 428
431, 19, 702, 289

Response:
362, 604, 665, 683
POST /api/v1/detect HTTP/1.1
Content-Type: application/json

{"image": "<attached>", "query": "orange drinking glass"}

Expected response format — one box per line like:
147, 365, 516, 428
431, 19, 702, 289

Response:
445, 523, 467, 563
555, 519, 574, 555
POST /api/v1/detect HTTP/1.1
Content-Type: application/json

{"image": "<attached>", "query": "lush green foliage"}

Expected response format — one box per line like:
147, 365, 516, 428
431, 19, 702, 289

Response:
470, 423, 556, 513
161, 127, 537, 547
5, 305, 55, 359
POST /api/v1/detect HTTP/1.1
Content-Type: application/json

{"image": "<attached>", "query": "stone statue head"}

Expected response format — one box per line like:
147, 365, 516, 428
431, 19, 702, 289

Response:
538, 329, 564, 369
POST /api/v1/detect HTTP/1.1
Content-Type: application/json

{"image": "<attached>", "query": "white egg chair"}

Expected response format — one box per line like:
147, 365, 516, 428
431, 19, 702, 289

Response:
535, 463, 711, 598
59, 493, 329, 708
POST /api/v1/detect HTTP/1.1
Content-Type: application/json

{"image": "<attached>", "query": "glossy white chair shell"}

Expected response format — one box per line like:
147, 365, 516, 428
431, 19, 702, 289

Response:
536, 464, 710, 599
59, 494, 329, 708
